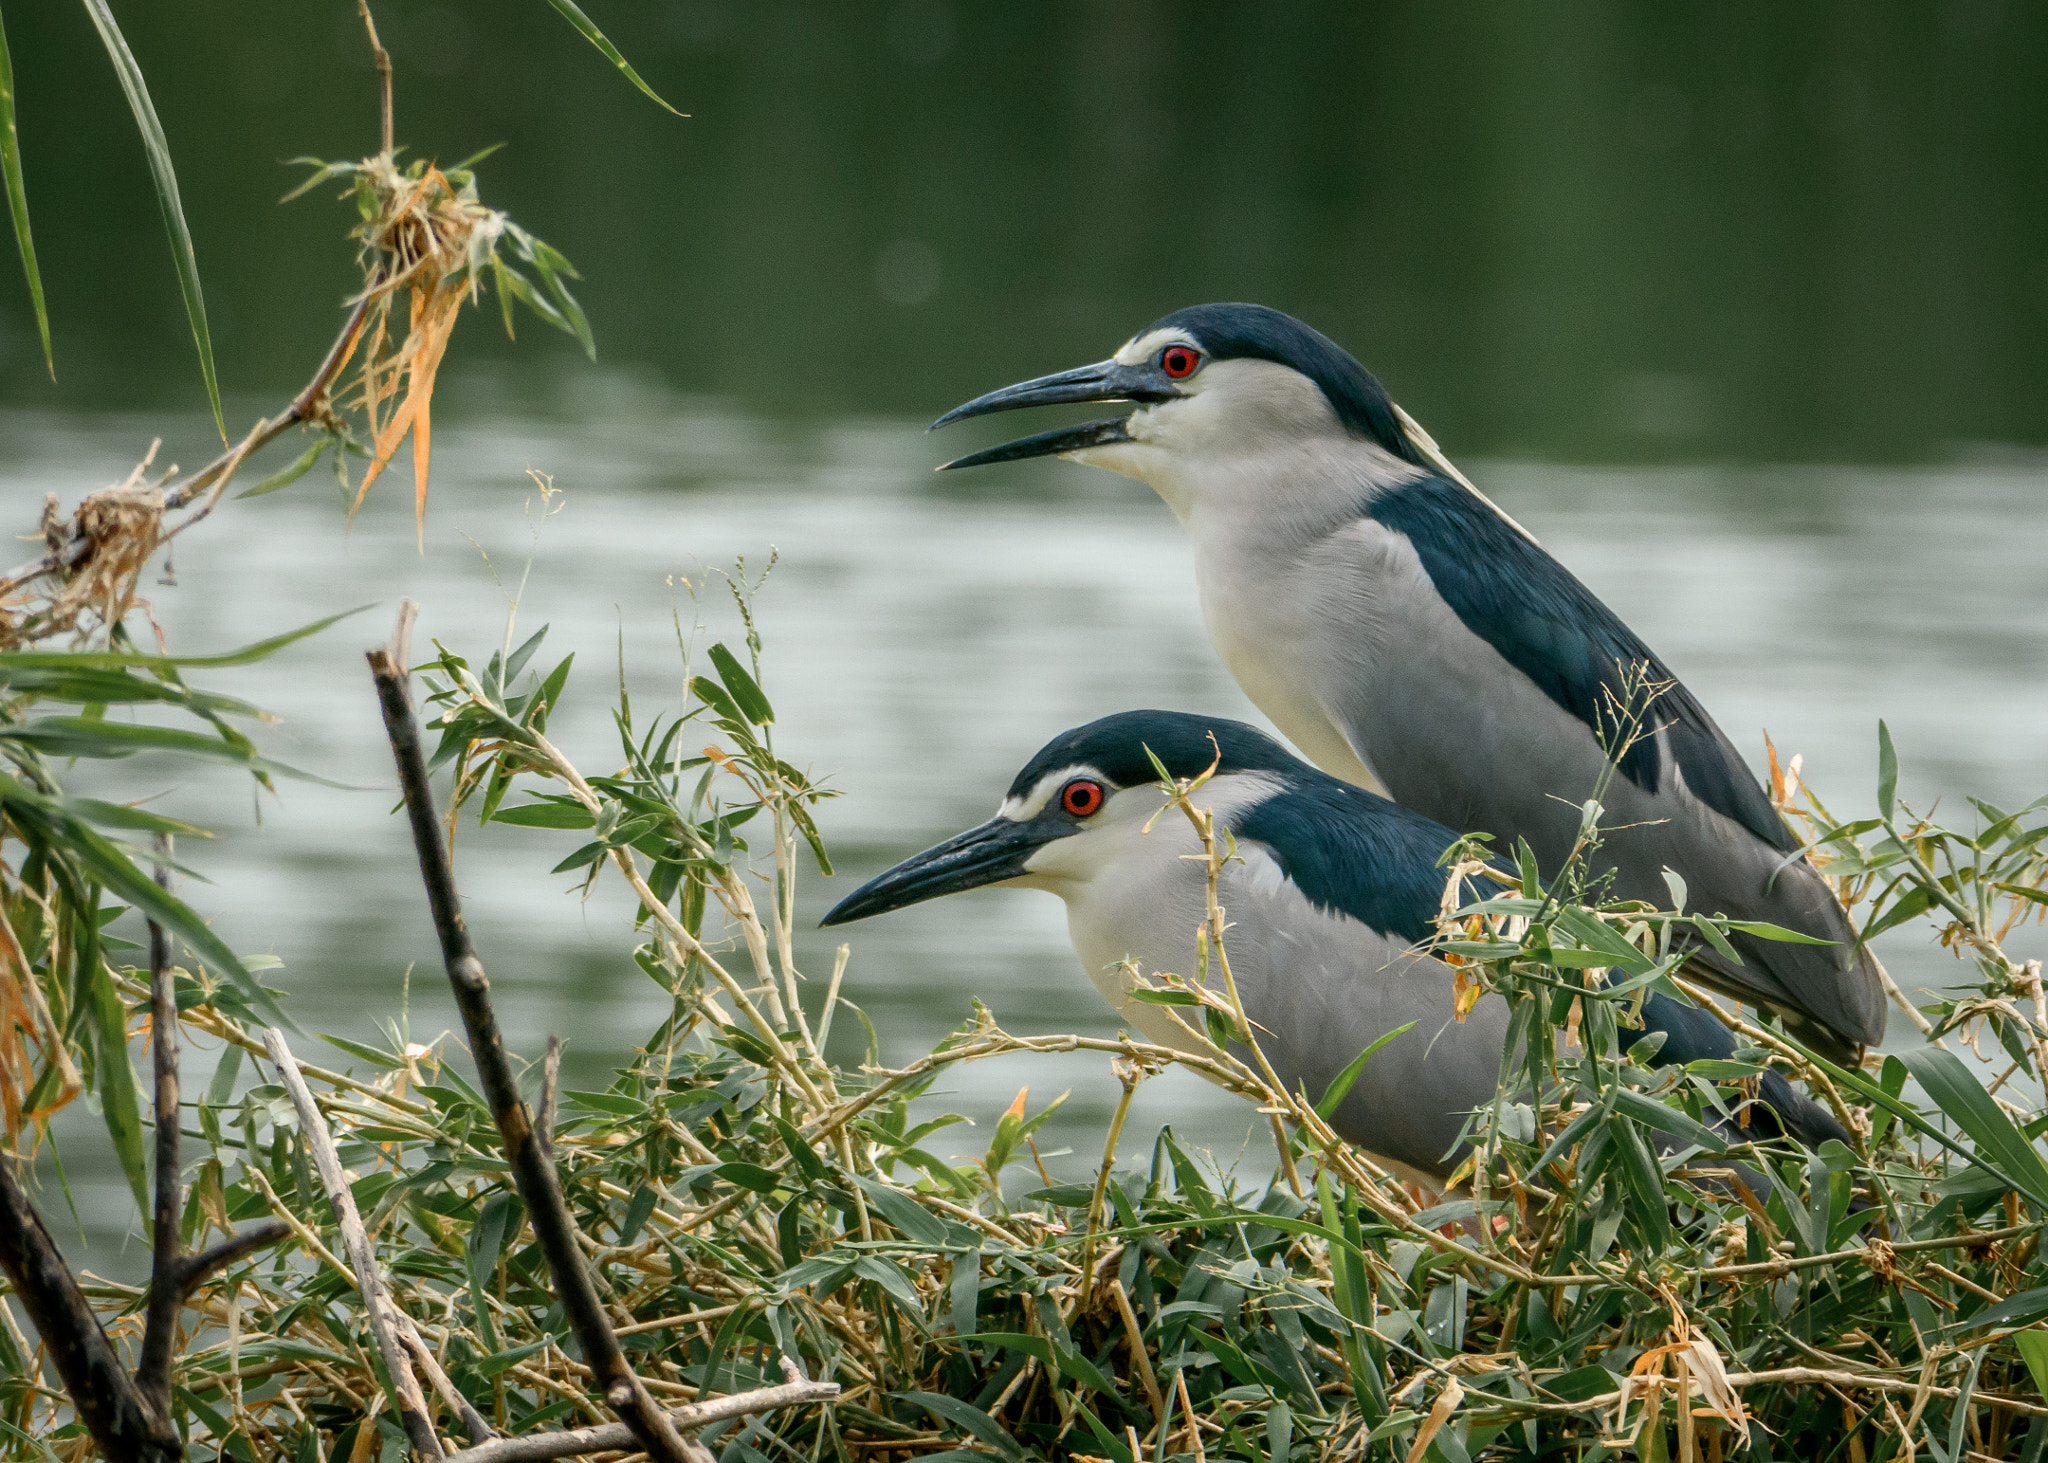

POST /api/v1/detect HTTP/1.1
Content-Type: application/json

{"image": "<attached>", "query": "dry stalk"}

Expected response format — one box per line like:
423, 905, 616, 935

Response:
263, 1026, 444, 1462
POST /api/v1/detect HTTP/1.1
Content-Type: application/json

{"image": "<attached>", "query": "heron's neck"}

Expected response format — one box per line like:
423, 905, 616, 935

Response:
1143, 438, 1424, 541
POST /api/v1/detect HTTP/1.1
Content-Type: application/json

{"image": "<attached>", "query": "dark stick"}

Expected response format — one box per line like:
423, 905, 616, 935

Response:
539, 1035, 561, 1164
136, 849, 181, 1406
368, 648, 696, 1463
179, 1223, 291, 1292
136, 852, 292, 1419
357, 0, 395, 157
0, 1156, 178, 1462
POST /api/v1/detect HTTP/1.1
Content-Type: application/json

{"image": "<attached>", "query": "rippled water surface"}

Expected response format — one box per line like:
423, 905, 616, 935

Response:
7, 392, 2045, 1265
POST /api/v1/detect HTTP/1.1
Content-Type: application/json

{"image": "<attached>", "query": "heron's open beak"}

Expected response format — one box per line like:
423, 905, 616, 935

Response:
820, 816, 1057, 926
930, 359, 1178, 470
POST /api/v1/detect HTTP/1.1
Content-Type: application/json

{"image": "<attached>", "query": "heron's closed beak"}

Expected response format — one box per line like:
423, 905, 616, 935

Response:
820, 816, 1054, 925
930, 358, 1178, 470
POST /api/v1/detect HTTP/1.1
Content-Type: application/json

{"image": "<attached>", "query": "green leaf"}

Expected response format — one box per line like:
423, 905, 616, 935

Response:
1689, 913, 1743, 965
1611, 1119, 1673, 1251
87, 953, 149, 1218
0, 781, 285, 1029
688, 675, 744, 730
713, 1161, 782, 1194
79, 0, 222, 437
706, 642, 773, 725
853, 1176, 953, 1248
1876, 719, 1898, 819
950, 1332, 1051, 1365
900, 1390, 1023, 1461
1611, 1086, 1727, 1154
540, 0, 686, 116
564, 1089, 643, 1117
771, 1115, 828, 1184
1552, 906, 1654, 973
236, 437, 330, 499
852, 1256, 927, 1325
491, 799, 594, 830
472, 1335, 554, 1378
1315, 1021, 1417, 1119
1126, 987, 1200, 1006
319, 1034, 405, 1071
617, 1184, 657, 1245
1894, 1047, 2048, 1207
0, 717, 341, 786
60, 799, 207, 837
2014, 1330, 2048, 1399
1722, 919, 1835, 945
0, 4, 50, 378
1803, 1045, 2043, 1204
1, 604, 372, 672
1858, 885, 1934, 942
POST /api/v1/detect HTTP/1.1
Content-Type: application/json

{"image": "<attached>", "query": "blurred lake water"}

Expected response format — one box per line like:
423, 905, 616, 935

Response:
6, 380, 2045, 1267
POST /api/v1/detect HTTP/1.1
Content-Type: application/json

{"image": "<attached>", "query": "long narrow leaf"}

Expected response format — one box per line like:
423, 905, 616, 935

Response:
1315, 1021, 1416, 1119
541, 0, 685, 116
78, 0, 222, 436
0, 3, 50, 377
1893, 1047, 2048, 1207
1, 604, 373, 672
1876, 719, 1899, 819
0, 717, 346, 786
0, 782, 286, 1029
86, 951, 149, 1217
1801, 1045, 2046, 1205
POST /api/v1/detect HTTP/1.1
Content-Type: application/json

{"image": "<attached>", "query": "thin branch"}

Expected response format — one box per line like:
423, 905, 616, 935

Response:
0, 291, 373, 599
262, 1026, 445, 1463
358, 0, 394, 156
135, 843, 182, 1408
368, 643, 696, 1463
539, 1033, 561, 1164
0, 1154, 178, 1460
440, 1377, 843, 1463
400, 1327, 496, 1444
177, 1222, 292, 1292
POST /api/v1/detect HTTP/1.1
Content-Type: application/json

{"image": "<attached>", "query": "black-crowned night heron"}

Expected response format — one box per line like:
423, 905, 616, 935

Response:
930, 303, 1885, 1063
822, 710, 1845, 1186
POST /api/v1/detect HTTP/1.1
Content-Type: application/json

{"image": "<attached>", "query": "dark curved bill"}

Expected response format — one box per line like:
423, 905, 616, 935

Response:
930, 359, 1179, 432
938, 417, 1134, 471
820, 816, 1055, 926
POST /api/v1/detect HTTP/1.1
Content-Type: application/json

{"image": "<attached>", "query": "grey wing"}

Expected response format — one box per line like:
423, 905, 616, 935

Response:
1224, 855, 1510, 1183
1286, 514, 1884, 1053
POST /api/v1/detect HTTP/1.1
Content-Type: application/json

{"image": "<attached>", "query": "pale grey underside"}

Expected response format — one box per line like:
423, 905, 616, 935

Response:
1183, 462, 1883, 1048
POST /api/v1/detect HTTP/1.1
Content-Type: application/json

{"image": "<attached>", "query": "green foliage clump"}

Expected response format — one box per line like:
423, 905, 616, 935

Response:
7, 592, 2041, 1461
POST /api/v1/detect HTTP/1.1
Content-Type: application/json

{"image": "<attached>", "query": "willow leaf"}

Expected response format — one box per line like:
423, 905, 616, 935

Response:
0, 3, 50, 377
540, 0, 685, 116
79, 0, 222, 437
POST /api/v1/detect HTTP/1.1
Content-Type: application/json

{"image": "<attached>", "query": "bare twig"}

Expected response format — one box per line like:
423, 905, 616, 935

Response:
440, 1377, 843, 1463
369, 643, 695, 1463
136, 844, 183, 1408
358, 0, 394, 157
539, 1033, 561, 1164
262, 1026, 445, 1462
0, 1154, 179, 1460
0, 291, 373, 602
400, 1328, 496, 1444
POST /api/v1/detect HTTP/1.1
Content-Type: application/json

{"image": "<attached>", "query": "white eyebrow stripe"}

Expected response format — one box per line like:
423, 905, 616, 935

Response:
998, 763, 1100, 821
1114, 328, 1198, 367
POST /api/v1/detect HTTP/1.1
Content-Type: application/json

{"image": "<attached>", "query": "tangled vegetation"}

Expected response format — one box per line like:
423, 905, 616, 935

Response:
3, 570, 2045, 1460
0, 4, 2044, 1460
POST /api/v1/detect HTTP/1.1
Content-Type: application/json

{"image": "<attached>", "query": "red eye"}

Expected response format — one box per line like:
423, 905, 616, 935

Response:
1060, 779, 1105, 817
1159, 344, 1201, 379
